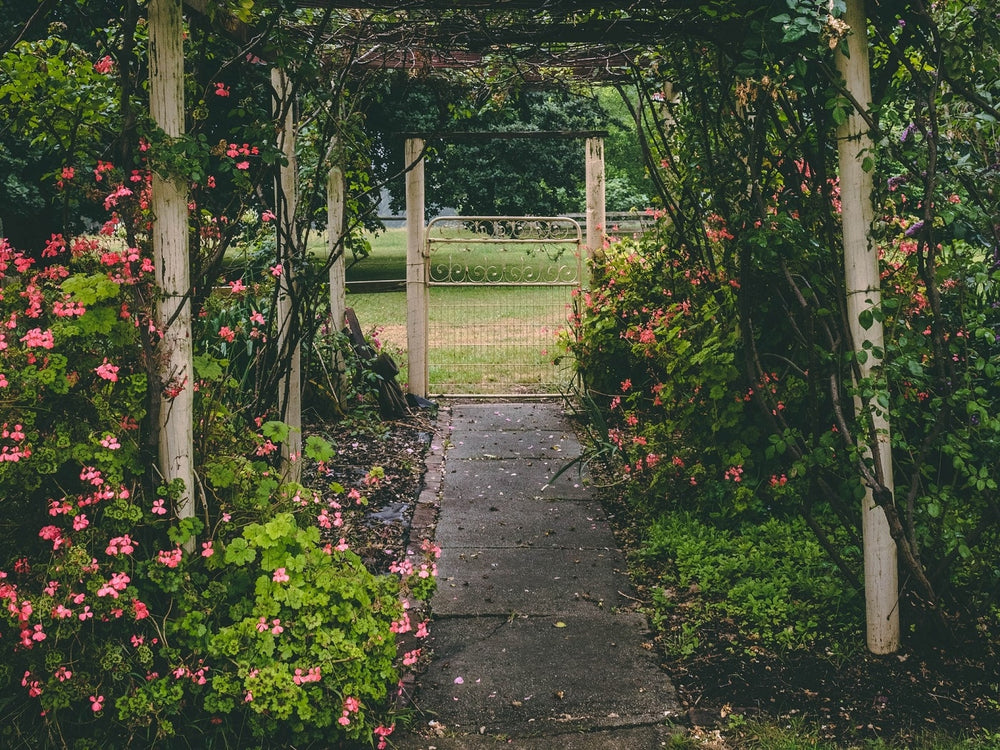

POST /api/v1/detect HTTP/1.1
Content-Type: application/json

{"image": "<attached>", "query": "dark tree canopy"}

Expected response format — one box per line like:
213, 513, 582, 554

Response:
367, 77, 613, 215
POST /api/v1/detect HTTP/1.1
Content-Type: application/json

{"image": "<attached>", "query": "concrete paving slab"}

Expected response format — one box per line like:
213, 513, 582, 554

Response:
408, 613, 680, 737
449, 402, 575, 432
446, 429, 582, 461
393, 401, 683, 748
433, 546, 633, 616
394, 723, 680, 749
435, 496, 617, 549
443, 457, 592, 502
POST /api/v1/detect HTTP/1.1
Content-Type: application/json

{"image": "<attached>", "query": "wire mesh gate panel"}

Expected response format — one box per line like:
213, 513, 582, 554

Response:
425, 216, 583, 396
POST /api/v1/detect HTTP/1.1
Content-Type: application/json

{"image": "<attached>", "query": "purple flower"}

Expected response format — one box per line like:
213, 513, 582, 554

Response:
904, 220, 925, 237
901, 123, 918, 143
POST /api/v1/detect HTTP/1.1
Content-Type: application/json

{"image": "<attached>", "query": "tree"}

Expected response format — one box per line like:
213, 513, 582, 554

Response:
367, 76, 609, 216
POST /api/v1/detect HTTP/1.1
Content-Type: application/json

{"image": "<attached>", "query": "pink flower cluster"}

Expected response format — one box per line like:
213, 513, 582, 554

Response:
374, 723, 395, 749
256, 617, 284, 635
337, 695, 361, 726
292, 666, 321, 685
0, 422, 30, 463
157, 548, 183, 568
723, 465, 744, 482
96, 572, 131, 599
172, 662, 209, 685
225, 142, 260, 171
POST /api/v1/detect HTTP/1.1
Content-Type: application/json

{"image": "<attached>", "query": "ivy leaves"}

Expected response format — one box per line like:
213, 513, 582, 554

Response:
771, 0, 848, 45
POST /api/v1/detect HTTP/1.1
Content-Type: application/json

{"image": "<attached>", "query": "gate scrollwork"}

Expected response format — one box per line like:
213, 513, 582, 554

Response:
426, 216, 583, 286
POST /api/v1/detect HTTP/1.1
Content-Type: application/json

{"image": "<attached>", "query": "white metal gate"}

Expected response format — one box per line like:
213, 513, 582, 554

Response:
423, 216, 583, 396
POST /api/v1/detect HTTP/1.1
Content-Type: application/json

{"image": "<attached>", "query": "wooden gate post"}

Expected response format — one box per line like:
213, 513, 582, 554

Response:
327, 162, 347, 407
405, 137, 428, 398
149, 0, 195, 545
836, 0, 899, 654
585, 136, 606, 279
272, 68, 302, 481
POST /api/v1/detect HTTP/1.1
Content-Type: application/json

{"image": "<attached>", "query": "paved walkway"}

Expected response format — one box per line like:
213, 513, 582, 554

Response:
396, 401, 682, 749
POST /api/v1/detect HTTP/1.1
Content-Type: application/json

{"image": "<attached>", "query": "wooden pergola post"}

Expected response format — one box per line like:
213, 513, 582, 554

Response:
836, 0, 900, 654
149, 0, 195, 546
272, 67, 302, 482
405, 137, 428, 398
585, 136, 606, 277
327, 161, 348, 406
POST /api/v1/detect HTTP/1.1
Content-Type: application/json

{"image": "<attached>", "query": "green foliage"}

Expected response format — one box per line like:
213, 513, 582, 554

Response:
642, 513, 860, 653
567, 0, 1000, 649
198, 513, 402, 743
368, 80, 644, 216
0, 231, 408, 747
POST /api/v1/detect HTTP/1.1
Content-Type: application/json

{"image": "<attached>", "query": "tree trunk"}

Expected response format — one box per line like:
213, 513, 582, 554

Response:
149, 0, 195, 548
835, 0, 900, 654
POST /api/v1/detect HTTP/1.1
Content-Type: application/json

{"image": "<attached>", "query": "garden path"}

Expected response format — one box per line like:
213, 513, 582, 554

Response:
395, 401, 682, 748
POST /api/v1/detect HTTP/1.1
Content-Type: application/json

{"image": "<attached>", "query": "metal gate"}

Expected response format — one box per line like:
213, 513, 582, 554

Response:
424, 216, 583, 396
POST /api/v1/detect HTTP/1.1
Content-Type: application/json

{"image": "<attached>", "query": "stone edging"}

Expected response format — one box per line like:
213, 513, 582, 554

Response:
395, 404, 451, 707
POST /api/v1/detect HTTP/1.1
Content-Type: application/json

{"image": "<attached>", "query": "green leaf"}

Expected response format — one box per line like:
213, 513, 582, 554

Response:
224, 537, 256, 566
858, 309, 874, 330
193, 354, 226, 381
305, 435, 335, 463
168, 517, 204, 546
205, 461, 237, 489
262, 420, 290, 443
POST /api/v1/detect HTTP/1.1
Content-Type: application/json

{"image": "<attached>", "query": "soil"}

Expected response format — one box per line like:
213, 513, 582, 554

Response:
306, 407, 1000, 748
303, 408, 437, 577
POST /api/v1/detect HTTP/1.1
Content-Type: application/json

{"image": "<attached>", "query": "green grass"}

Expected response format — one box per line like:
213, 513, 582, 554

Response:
340, 228, 580, 394
317, 226, 583, 287
346, 228, 407, 285
344, 284, 577, 395
715, 720, 1000, 749
219, 226, 580, 394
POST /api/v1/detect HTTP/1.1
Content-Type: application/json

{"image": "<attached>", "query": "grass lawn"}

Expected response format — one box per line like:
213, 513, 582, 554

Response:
340, 227, 581, 395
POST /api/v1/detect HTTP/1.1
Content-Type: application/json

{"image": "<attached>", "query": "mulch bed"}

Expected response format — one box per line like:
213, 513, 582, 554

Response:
303, 408, 437, 576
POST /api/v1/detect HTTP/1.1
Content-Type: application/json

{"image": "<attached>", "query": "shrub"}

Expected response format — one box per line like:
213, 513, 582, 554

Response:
0, 217, 414, 746
567, 212, 1000, 636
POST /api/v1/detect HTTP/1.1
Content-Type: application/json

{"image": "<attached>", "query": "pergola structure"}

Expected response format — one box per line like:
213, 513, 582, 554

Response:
149, 0, 900, 654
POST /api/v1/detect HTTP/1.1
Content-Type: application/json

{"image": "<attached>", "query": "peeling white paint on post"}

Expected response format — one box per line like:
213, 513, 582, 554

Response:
585, 136, 606, 277
149, 0, 195, 542
405, 137, 428, 398
272, 68, 302, 482
836, 0, 900, 654
327, 164, 347, 406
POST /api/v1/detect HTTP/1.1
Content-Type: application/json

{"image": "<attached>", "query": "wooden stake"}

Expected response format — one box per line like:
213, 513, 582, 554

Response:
585, 136, 606, 279
149, 0, 195, 546
327, 164, 347, 406
405, 137, 427, 398
272, 68, 302, 482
